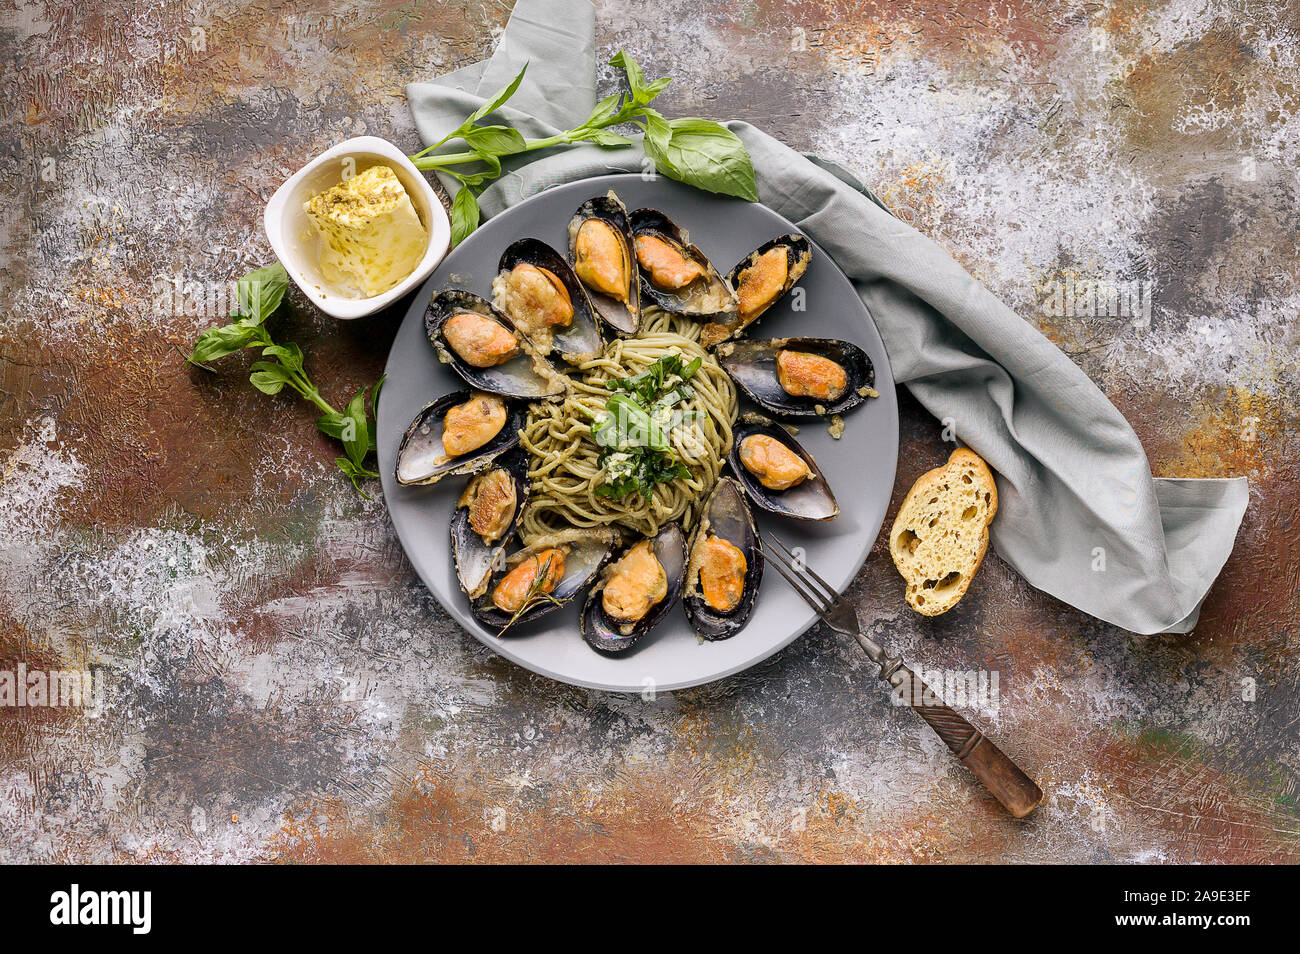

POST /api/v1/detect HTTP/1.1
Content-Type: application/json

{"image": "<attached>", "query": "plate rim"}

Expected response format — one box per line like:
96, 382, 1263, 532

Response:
377, 173, 898, 693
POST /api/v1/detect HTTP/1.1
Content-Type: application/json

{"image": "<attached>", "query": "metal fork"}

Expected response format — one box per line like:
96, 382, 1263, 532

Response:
763, 532, 1044, 819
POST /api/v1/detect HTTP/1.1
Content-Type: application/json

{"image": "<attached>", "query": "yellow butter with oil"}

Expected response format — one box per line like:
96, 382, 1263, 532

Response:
304, 165, 428, 297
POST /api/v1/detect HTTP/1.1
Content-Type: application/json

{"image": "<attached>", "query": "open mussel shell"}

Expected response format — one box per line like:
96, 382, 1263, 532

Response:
394, 389, 523, 487
728, 413, 839, 521
581, 523, 688, 656
494, 238, 604, 364
714, 337, 874, 419
470, 528, 619, 631
629, 208, 737, 319
426, 290, 568, 401
450, 448, 531, 600
683, 478, 764, 640
702, 234, 812, 346
567, 192, 641, 336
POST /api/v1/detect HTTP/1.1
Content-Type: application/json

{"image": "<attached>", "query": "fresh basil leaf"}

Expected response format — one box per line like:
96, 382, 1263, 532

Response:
584, 92, 623, 128
342, 388, 370, 468
316, 411, 347, 440
463, 125, 526, 158
462, 64, 529, 129
236, 263, 289, 323
188, 318, 264, 365
585, 128, 634, 148
451, 187, 481, 248
640, 77, 672, 104
370, 372, 387, 412
248, 360, 292, 395
450, 169, 491, 189
609, 50, 646, 98
469, 150, 502, 178
610, 51, 671, 107
640, 109, 674, 170
261, 342, 304, 374
649, 118, 758, 202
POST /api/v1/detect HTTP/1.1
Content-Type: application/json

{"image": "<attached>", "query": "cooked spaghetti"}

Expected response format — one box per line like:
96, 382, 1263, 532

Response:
519, 308, 738, 542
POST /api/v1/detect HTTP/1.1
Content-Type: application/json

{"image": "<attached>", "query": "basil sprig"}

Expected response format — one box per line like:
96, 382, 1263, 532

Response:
187, 263, 387, 498
411, 50, 758, 246
587, 353, 703, 500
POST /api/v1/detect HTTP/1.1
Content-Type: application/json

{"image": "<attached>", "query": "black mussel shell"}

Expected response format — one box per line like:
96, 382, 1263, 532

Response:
450, 447, 532, 600
728, 413, 838, 521
470, 529, 619, 631
628, 208, 737, 319
714, 337, 874, 419
394, 389, 523, 487
495, 238, 605, 364
567, 192, 640, 336
703, 234, 812, 346
683, 478, 764, 640
581, 523, 688, 655
426, 289, 569, 401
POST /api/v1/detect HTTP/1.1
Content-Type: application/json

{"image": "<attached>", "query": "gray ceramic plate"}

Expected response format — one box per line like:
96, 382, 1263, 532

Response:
378, 174, 898, 692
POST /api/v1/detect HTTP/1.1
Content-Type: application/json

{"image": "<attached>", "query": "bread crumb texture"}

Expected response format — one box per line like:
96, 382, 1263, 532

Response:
889, 447, 998, 616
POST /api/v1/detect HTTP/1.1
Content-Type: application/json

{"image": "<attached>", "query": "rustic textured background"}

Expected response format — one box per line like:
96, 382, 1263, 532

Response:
2, 0, 1297, 863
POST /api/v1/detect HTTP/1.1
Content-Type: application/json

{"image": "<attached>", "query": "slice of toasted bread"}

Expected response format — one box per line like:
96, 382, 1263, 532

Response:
889, 447, 998, 616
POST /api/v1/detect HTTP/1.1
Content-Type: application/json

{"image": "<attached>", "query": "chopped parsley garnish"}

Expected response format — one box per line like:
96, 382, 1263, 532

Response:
587, 352, 703, 499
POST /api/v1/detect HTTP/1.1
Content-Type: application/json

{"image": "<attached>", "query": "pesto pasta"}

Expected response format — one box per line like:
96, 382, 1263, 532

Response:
518, 308, 738, 543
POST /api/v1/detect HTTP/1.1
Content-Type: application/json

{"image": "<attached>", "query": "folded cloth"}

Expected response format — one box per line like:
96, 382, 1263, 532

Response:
407, 0, 1248, 635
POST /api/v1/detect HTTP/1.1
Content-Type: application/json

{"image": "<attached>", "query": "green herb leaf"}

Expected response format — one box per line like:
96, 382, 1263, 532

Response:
316, 411, 347, 441
462, 64, 529, 129
583, 92, 623, 129
644, 118, 758, 202
187, 263, 288, 367
261, 341, 304, 375
640, 109, 673, 166
236, 262, 290, 323
610, 50, 646, 98
341, 388, 371, 468
188, 317, 268, 365
584, 128, 635, 148
451, 187, 481, 247
248, 360, 293, 395
610, 51, 671, 107
463, 124, 527, 158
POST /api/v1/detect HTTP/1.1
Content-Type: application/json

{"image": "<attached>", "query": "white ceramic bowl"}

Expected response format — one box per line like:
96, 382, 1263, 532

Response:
263, 136, 451, 320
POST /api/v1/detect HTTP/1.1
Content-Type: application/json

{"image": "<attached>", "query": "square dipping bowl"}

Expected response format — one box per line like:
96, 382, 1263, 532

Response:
263, 135, 451, 320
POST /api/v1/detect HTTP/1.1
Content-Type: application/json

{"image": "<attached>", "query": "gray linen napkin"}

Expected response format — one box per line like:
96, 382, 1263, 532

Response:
407, 0, 1248, 635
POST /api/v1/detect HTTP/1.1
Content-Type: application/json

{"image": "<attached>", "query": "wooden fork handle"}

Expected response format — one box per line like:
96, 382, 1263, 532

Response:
884, 663, 1044, 819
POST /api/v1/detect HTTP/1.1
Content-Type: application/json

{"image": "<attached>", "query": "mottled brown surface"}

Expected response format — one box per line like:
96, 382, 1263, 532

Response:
1, 0, 1297, 863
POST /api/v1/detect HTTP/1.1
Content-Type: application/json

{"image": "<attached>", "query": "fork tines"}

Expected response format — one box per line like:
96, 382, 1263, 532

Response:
761, 531, 835, 616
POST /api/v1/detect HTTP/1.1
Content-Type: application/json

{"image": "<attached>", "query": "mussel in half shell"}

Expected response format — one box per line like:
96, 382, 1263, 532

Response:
470, 528, 619, 631
567, 192, 640, 336
683, 478, 763, 640
493, 238, 604, 364
729, 413, 838, 520
702, 234, 812, 346
394, 390, 522, 487
629, 208, 737, 319
581, 523, 688, 655
426, 290, 569, 401
714, 337, 874, 418
451, 448, 531, 599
